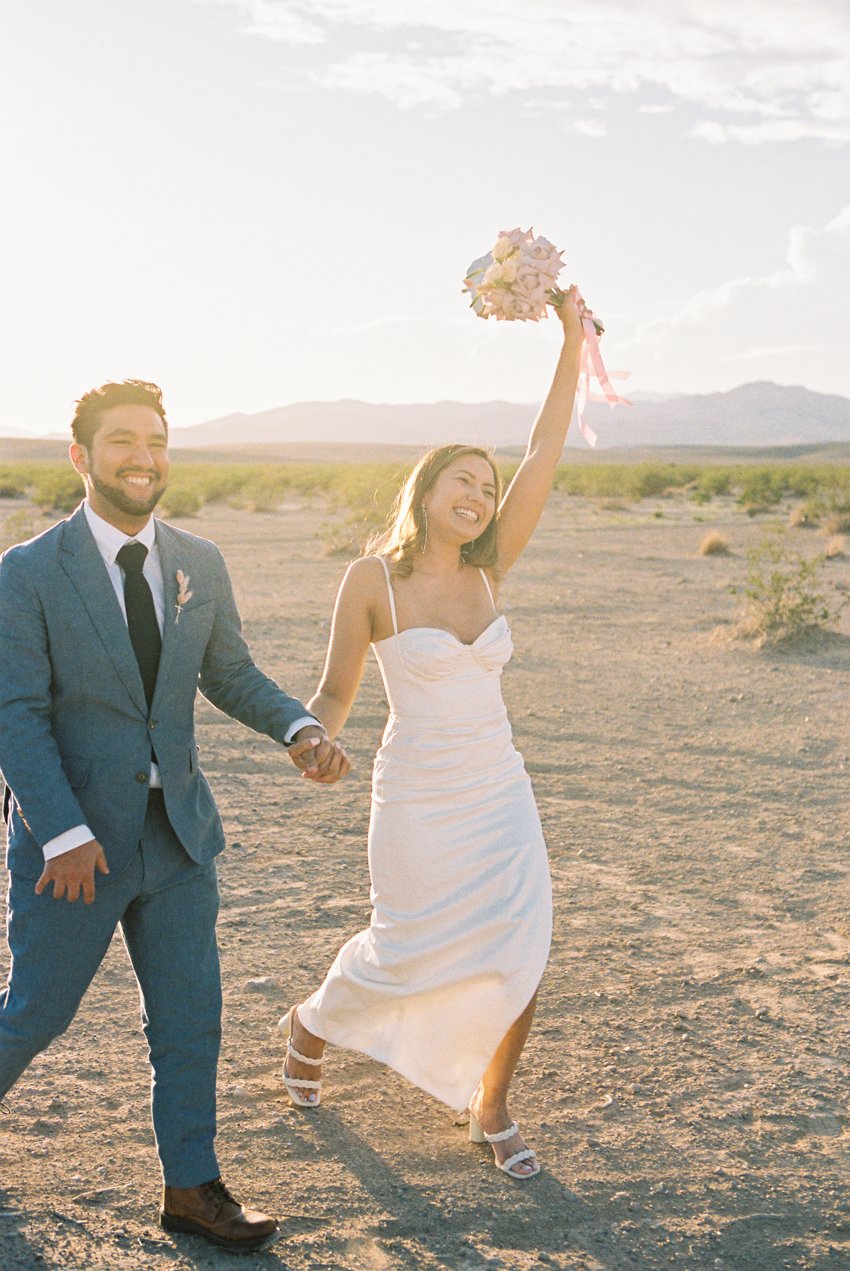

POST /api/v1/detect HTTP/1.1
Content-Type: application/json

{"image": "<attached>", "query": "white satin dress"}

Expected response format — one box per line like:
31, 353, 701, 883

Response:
299, 557, 552, 1113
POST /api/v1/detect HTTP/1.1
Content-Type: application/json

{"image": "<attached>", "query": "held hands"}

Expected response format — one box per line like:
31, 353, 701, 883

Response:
288, 727, 350, 785
35, 839, 109, 904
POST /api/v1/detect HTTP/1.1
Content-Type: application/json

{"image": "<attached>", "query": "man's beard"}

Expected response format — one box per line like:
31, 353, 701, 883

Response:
90, 472, 165, 518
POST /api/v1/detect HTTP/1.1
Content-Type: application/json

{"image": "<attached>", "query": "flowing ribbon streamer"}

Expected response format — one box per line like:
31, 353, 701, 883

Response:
572, 307, 632, 448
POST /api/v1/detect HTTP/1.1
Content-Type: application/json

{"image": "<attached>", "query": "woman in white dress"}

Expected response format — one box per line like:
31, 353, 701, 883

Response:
282, 291, 587, 1179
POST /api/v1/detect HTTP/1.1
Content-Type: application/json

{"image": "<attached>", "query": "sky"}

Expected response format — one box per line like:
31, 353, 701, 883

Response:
1, 0, 847, 436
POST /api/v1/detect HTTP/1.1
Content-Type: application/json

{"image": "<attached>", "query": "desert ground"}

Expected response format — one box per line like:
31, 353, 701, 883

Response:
1, 489, 849, 1270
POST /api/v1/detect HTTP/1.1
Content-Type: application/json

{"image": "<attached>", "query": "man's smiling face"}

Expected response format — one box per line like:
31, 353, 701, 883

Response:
71, 404, 169, 531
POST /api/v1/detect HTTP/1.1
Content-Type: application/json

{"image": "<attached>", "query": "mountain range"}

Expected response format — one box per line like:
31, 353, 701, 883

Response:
162, 382, 849, 451
11, 381, 849, 452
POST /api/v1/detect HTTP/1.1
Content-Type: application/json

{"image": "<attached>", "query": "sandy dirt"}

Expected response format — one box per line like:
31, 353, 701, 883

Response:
1, 492, 849, 1270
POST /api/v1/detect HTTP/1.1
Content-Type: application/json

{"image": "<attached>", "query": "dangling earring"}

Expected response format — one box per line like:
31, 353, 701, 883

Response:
420, 506, 429, 553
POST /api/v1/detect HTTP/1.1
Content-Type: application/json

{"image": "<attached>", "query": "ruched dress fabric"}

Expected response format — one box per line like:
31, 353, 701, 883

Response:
299, 558, 552, 1113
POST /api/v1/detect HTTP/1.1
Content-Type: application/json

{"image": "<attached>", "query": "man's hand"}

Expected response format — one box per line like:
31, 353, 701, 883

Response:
35, 839, 110, 904
288, 728, 351, 785
305, 738, 350, 784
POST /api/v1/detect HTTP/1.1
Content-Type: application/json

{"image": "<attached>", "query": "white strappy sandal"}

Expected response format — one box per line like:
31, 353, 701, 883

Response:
469, 1110, 541, 1180
279, 1006, 323, 1108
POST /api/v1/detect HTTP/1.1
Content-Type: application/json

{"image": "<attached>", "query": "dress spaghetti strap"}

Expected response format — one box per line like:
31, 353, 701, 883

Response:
376, 556, 399, 635
477, 568, 497, 615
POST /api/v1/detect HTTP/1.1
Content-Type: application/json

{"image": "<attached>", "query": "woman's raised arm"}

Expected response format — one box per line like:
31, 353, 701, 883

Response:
495, 290, 585, 577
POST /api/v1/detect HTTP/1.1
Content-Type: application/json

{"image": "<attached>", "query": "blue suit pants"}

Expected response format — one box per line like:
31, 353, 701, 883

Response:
0, 791, 221, 1188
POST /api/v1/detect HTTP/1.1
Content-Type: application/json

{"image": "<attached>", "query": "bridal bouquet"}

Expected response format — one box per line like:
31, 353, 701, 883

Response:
463, 226, 604, 332
463, 228, 568, 323
462, 227, 628, 446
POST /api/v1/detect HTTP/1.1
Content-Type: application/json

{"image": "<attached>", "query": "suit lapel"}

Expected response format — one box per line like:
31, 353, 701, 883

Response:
59, 505, 148, 715
152, 519, 182, 709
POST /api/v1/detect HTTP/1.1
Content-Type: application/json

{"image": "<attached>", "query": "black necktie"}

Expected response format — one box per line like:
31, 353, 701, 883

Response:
116, 541, 161, 709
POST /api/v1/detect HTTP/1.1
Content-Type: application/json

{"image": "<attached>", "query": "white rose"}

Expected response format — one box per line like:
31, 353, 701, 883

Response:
483, 257, 519, 286
491, 237, 513, 261
491, 227, 530, 259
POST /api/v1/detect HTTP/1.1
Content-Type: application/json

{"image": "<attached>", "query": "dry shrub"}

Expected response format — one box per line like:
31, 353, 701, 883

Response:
821, 512, 850, 536
824, 535, 846, 560
699, 531, 731, 557
788, 506, 814, 529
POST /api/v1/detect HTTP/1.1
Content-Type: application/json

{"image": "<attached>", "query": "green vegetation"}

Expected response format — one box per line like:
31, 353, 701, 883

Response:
0, 462, 85, 511
0, 508, 50, 553
552, 462, 689, 500
731, 533, 847, 646
551, 461, 850, 508
798, 495, 850, 534
1, 457, 849, 549
0, 460, 408, 518
0, 460, 411, 556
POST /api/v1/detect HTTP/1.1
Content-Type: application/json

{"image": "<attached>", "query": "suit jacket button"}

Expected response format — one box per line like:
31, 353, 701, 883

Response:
148, 720, 157, 730
135, 771, 148, 783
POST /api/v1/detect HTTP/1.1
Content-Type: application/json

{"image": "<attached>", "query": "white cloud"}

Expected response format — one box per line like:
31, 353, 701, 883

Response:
693, 118, 849, 145
216, 0, 325, 43
212, 0, 850, 143
621, 206, 850, 393
320, 53, 466, 109
787, 205, 850, 279
573, 119, 608, 138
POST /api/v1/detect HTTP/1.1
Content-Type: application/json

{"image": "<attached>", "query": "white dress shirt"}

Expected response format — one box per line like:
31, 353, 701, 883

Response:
42, 501, 317, 860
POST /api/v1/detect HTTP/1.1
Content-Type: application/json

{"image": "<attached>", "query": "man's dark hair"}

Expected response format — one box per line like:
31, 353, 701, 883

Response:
70, 380, 169, 449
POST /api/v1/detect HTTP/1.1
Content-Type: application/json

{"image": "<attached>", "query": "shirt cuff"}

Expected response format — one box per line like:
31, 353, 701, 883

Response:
43, 825, 95, 861
284, 716, 325, 746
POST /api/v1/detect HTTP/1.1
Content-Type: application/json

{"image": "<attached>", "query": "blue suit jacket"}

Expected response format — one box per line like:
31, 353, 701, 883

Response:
0, 504, 313, 879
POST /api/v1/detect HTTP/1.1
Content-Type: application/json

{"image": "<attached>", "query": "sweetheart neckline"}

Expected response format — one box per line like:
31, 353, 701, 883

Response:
372, 614, 508, 650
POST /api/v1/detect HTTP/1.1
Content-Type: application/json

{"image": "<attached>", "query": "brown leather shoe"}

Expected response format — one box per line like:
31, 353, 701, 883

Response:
160, 1177, 278, 1250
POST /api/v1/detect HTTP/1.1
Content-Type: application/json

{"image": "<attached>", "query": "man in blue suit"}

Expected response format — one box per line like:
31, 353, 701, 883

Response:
0, 379, 348, 1251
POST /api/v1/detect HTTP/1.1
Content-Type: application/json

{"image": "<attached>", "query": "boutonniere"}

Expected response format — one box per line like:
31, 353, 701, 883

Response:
174, 570, 193, 624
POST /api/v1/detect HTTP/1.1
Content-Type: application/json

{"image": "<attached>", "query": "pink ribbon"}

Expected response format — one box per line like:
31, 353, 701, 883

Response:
573, 306, 632, 448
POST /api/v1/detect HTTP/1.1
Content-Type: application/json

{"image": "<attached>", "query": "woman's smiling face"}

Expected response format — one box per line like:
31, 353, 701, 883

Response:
424, 453, 498, 544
